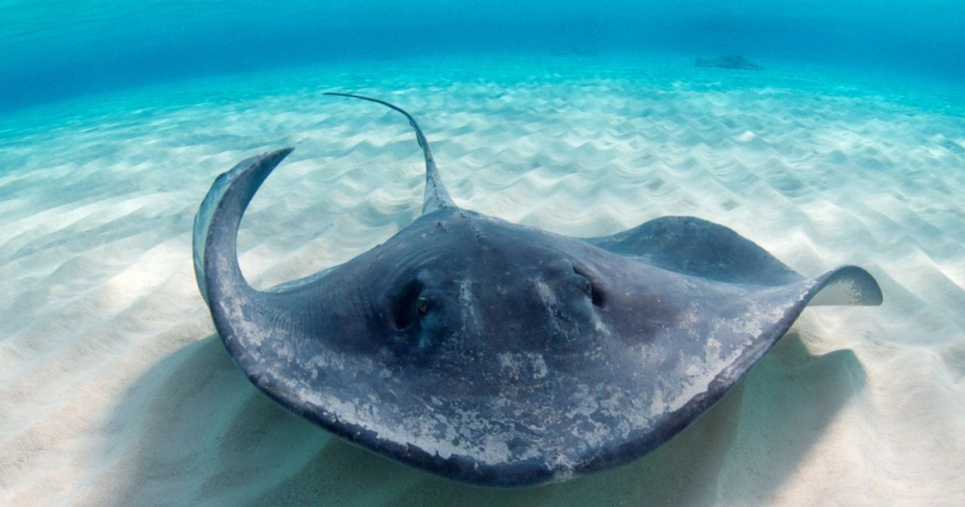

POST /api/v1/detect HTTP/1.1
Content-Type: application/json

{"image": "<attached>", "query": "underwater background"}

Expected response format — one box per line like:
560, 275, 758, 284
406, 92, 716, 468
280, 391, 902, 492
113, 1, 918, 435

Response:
2, 0, 964, 111
1, 1, 964, 505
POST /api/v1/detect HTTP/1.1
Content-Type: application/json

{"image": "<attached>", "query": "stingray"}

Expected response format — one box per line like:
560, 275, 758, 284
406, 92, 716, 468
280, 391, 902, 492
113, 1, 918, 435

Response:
696, 55, 763, 70
193, 93, 882, 487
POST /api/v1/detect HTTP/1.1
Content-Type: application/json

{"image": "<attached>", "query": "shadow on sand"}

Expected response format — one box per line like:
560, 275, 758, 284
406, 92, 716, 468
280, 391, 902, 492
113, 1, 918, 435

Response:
104, 331, 864, 505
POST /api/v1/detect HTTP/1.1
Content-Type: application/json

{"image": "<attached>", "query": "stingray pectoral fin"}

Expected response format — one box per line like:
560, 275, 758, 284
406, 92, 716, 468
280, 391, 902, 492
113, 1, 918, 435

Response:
192, 148, 294, 304
193, 147, 356, 418
675, 265, 882, 429
726, 266, 882, 376
587, 216, 804, 286
807, 265, 883, 306
728, 266, 882, 375
193, 147, 323, 390
720, 266, 881, 387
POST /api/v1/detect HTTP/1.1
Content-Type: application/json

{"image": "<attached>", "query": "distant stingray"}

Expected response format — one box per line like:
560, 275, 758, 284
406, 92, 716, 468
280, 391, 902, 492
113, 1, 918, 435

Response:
193, 93, 881, 486
696, 55, 763, 70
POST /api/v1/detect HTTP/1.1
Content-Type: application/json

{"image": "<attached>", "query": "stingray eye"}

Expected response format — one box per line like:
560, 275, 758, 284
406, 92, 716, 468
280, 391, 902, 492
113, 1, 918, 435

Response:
573, 265, 607, 308
391, 280, 424, 330
417, 297, 429, 317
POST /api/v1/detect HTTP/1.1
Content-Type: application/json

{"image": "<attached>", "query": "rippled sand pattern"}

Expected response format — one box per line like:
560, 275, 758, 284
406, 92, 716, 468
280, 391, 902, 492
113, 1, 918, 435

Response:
1, 56, 963, 505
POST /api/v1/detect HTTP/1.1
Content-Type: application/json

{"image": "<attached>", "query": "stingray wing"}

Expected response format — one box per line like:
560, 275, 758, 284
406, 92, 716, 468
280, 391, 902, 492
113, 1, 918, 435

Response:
193, 148, 294, 304
192, 148, 349, 396
586, 215, 881, 304
192, 149, 386, 458
586, 216, 803, 286
567, 264, 880, 478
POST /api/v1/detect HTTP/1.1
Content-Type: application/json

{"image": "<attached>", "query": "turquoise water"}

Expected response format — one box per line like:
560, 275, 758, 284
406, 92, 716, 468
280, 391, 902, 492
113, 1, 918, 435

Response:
1, 0, 963, 112
1, 2, 964, 504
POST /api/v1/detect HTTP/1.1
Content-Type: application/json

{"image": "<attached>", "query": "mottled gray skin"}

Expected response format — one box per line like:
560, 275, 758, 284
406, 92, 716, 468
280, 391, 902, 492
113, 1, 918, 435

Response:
193, 94, 881, 486
696, 55, 763, 70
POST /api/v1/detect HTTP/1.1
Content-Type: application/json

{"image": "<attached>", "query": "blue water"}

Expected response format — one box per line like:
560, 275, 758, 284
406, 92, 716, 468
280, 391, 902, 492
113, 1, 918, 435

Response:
1, 0, 963, 113
2, 2, 965, 504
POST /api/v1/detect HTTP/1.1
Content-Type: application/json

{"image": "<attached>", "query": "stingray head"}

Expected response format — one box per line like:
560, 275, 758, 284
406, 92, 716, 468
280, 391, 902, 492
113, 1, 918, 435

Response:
335, 215, 616, 365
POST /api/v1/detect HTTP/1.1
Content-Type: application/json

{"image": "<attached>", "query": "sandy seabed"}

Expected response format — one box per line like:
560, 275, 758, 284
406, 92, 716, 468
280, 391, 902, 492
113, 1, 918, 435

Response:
1, 55, 963, 506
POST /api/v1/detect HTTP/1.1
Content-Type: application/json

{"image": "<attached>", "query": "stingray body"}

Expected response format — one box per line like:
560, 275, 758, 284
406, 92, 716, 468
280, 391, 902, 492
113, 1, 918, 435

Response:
193, 93, 881, 486
696, 55, 763, 70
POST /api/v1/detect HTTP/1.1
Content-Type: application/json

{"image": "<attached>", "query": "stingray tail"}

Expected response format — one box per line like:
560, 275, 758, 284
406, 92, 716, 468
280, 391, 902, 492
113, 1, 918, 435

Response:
193, 148, 294, 304
324, 92, 455, 214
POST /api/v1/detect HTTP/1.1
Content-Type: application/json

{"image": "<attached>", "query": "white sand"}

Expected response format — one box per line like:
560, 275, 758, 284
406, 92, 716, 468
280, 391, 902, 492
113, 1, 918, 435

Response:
1, 55, 963, 505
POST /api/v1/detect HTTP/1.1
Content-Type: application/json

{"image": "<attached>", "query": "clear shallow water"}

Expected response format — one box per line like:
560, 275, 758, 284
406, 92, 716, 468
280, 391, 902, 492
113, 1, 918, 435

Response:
0, 52, 963, 504
1, 0, 963, 112
1, 2, 964, 505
